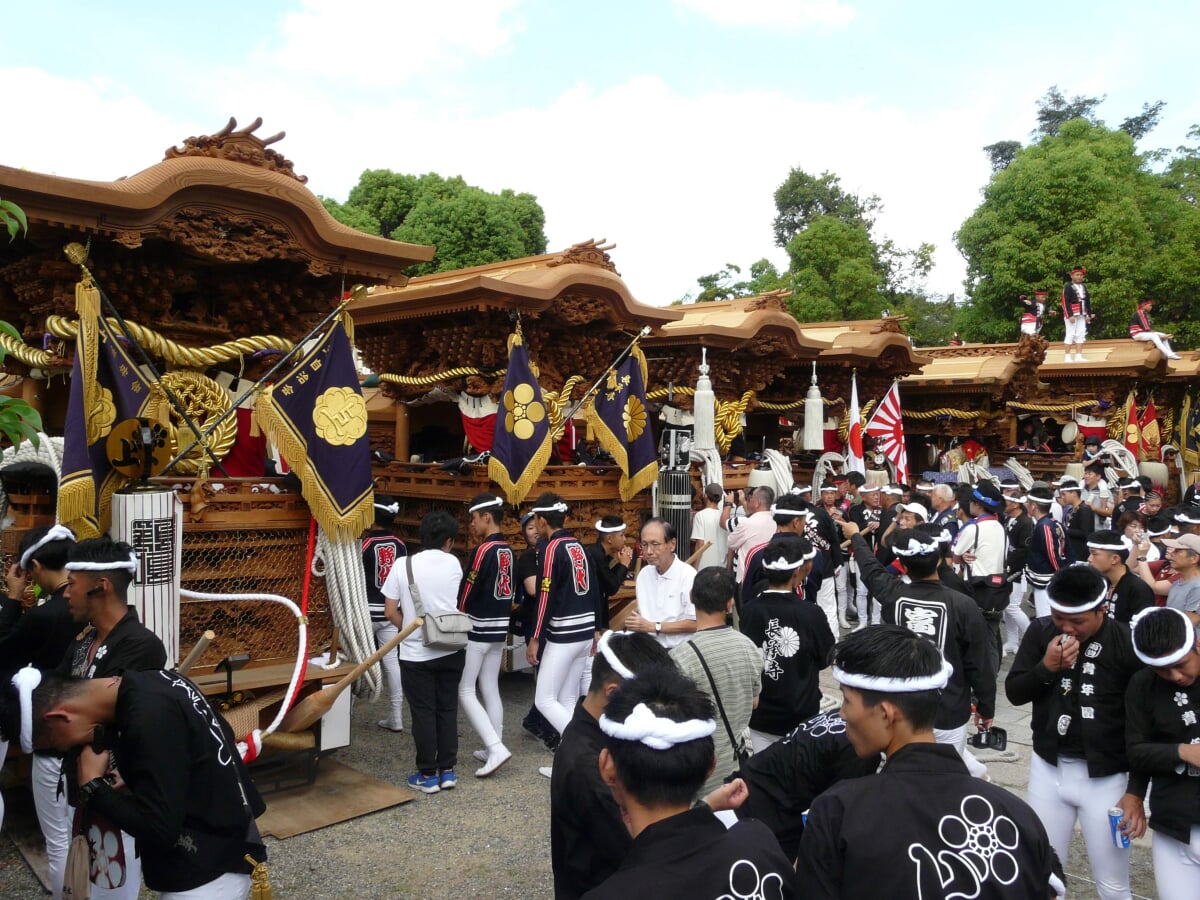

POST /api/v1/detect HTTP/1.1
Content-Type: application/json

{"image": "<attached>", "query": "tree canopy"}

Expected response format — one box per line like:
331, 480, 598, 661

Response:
321, 170, 547, 275
956, 118, 1200, 346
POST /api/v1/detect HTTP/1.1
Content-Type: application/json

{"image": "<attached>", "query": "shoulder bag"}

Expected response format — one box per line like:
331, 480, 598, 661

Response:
685, 638, 751, 770
408, 555, 470, 651
965, 521, 1010, 615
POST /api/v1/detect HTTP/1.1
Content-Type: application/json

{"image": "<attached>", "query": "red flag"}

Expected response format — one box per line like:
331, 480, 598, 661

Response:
1140, 397, 1161, 461
1123, 391, 1141, 460
846, 373, 865, 474
865, 381, 910, 484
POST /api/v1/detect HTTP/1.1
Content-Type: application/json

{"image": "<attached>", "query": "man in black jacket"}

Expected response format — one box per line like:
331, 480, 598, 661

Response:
1059, 478, 1096, 562
1006, 565, 1146, 900
4, 667, 265, 898
843, 522, 995, 778
550, 631, 671, 899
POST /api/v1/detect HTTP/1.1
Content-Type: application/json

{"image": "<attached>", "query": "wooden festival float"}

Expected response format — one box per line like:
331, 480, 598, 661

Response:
903, 333, 1200, 501
0, 119, 435, 771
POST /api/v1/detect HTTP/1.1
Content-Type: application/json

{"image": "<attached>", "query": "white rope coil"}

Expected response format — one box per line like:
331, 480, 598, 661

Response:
315, 528, 380, 699
0, 433, 65, 527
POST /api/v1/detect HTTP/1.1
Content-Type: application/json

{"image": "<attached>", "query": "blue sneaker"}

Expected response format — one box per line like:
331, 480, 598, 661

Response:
439, 769, 458, 790
407, 772, 440, 794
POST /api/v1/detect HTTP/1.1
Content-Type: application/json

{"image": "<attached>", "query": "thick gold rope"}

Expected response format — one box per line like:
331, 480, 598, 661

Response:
158, 370, 237, 475
45, 315, 294, 368
378, 368, 502, 387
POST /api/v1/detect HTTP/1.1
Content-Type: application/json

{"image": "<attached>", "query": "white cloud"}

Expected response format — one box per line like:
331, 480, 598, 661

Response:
271, 0, 525, 87
675, 0, 855, 28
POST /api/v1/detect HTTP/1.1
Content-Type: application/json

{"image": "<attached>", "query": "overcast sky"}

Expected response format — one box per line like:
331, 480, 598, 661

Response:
3, 0, 1196, 306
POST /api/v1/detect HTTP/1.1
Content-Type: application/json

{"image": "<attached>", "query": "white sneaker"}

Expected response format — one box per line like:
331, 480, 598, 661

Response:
538, 765, 553, 779
1167, 353, 1182, 360
377, 719, 404, 732
472, 749, 489, 763
1075, 354, 1088, 362
476, 747, 512, 778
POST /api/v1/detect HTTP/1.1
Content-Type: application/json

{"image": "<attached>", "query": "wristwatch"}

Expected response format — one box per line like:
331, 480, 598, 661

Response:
655, 621, 662, 635
78, 774, 114, 804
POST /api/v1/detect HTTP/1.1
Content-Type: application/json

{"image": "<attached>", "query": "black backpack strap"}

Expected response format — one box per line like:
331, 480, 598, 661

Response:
685, 639, 742, 758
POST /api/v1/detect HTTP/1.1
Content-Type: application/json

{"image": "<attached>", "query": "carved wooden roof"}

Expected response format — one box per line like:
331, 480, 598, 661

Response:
0, 119, 433, 282
646, 293, 822, 359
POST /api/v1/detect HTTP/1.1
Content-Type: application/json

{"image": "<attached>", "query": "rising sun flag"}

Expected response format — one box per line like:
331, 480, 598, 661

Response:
865, 380, 910, 484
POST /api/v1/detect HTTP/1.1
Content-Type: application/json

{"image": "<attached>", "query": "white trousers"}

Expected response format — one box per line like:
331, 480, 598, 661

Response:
815, 576, 839, 636
1132, 330, 1176, 357
160, 871, 251, 899
1032, 586, 1051, 618
1003, 580, 1030, 652
458, 640, 505, 749
853, 560, 881, 626
1152, 825, 1200, 900
933, 723, 988, 779
1027, 754, 1131, 900
834, 565, 849, 622
373, 621, 404, 723
1064, 315, 1088, 346
534, 639, 591, 734
1020, 321, 1040, 336
749, 728, 781, 753
32, 753, 72, 899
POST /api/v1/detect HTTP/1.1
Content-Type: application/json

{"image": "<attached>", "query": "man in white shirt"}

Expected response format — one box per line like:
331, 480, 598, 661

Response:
690, 483, 729, 572
951, 480, 1008, 670
625, 518, 697, 649
726, 485, 777, 584
1081, 460, 1114, 528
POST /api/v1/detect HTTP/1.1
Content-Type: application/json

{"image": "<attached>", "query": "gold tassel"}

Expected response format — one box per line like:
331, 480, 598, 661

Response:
75, 275, 100, 321
339, 310, 355, 351
149, 383, 171, 429
245, 855, 272, 900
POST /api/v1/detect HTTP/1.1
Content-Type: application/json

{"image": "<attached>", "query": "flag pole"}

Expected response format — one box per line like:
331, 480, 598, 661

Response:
160, 286, 365, 474
555, 325, 651, 440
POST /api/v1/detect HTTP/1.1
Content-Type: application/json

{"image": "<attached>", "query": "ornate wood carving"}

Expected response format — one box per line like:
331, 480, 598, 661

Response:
164, 117, 307, 183
546, 238, 619, 274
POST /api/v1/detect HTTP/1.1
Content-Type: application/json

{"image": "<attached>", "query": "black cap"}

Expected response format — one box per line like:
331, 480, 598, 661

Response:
1084, 435, 1102, 447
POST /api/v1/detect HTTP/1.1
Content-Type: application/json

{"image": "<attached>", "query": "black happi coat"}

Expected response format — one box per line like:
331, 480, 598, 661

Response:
1106, 570, 1155, 624
740, 590, 834, 735
550, 701, 631, 899
1006, 616, 1147, 784
797, 743, 1061, 900
459, 532, 516, 642
0, 584, 77, 675
735, 710, 880, 861
582, 807, 797, 900
361, 528, 405, 622
852, 535, 997, 726
533, 530, 598, 645
1126, 668, 1200, 844
86, 670, 265, 892
583, 540, 627, 632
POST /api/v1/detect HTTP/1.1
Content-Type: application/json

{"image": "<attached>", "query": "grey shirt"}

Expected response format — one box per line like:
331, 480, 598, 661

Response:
1166, 576, 1200, 614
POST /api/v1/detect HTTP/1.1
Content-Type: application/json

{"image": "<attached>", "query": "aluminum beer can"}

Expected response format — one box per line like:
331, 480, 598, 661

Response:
1108, 807, 1130, 849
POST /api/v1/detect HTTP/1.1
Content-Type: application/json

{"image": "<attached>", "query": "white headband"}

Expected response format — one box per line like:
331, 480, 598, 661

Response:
468, 497, 503, 514
833, 658, 954, 693
1131, 607, 1197, 667
762, 553, 806, 571
596, 630, 635, 680
374, 501, 400, 515
769, 505, 810, 519
18, 524, 76, 571
1005, 494, 1028, 504
819, 486, 837, 493
64, 552, 139, 574
12, 666, 42, 754
1175, 510, 1200, 525
1086, 536, 1133, 554
790, 485, 813, 495
894, 537, 941, 558
598, 702, 716, 751
1047, 582, 1108, 615
882, 486, 904, 496
594, 520, 627, 534
531, 501, 568, 514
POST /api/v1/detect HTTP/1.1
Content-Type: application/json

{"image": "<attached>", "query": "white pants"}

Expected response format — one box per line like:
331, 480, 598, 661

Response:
1020, 321, 1040, 336
834, 565, 849, 623
1027, 754, 1131, 900
1064, 315, 1088, 347
90, 829, 141, 900
160, 871, 251, 899
33, 753, 72, 899
534, 639, 591, 734
1153, 825, 1200, 900
1132, 330, 1176, 357
933, 723, 988, 779
853, 560, 881, 626
458, 640, 505, 749
373, 621, 404, 724
815, 576, 839, 636
1003, 581, 1030, 652
1032, 586, 1051, 618
749, 728, 781, 753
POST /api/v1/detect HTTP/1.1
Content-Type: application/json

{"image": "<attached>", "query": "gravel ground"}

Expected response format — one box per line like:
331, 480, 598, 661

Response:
0, 656, 1160, 898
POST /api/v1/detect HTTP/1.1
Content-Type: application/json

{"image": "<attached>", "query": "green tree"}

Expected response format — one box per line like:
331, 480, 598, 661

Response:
892, 293, 958, 347
785, 217, 884, 322
956, 119, 1200, 347
322, 170, 548, 273
1034, 85, 1104, 138
983, 140, 1022, 173
772, 169, 880, 248
1, 195, 28, 241
0, 202, 43, 447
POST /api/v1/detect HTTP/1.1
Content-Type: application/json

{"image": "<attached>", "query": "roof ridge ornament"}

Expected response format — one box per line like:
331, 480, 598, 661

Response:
546, 238, 619, 274
165, 117, 307, 183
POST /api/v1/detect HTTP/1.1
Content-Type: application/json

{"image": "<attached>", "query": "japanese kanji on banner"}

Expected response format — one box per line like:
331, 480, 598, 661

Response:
111, 489, 183, 667
585, 344, 658, 501
58, 275, 168, 537
865, 380, 910, 484
255, 318, 374, 541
